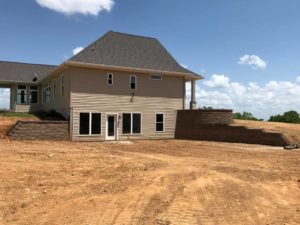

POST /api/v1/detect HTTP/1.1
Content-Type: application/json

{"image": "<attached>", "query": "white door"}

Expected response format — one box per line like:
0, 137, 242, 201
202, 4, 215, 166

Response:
106, 115, 116, 140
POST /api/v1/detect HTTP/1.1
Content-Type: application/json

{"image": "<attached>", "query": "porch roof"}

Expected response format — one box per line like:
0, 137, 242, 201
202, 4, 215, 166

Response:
0, 61, 57, 84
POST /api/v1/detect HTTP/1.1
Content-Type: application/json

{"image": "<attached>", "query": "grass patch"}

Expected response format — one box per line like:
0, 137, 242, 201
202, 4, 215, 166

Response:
0, 111, 36, 118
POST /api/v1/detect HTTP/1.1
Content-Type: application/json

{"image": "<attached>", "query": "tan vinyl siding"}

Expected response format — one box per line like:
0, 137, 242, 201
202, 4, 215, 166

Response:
39, 69, 71, 118
71, 93, 181, 141
70, 67, 184, 141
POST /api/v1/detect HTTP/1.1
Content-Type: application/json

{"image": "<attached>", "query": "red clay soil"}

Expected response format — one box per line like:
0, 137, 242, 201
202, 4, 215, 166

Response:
0, 118, 300, 225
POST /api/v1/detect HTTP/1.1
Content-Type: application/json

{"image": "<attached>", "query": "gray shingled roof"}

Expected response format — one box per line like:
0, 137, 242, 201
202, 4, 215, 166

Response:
69, 31, 200, 77
0, 61, 56, 83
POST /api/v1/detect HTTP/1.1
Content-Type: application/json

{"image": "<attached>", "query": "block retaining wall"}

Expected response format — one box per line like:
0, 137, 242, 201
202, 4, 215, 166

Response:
176, 110, 290, 146
8, 121, 69, 141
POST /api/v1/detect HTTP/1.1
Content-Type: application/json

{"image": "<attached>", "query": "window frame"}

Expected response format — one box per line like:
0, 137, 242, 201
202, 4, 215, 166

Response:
155, 113, 165, 133
29, 85, 38, 104
61, 74, 64, 97
107, 73, 113, 85
16, 85, 28, 105
78, 112, 102, 136
53, 79, 56, 100
150, 75, 162, 81
130, 75, 137, 90
122, 112, 142, 135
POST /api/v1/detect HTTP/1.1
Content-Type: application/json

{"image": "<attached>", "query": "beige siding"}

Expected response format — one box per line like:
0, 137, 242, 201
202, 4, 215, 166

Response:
39, 69, 71, 118
70, 67, 184, 141
71, 93, 181, 141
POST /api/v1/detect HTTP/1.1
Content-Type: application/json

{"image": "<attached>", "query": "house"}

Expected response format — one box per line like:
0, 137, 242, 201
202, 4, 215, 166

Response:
0, 31, 202, 141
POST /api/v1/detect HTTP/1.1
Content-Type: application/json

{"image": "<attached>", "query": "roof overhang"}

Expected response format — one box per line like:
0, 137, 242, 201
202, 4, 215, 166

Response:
53, 61, 203, 80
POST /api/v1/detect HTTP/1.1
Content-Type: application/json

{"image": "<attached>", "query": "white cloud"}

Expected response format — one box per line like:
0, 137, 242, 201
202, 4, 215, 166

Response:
0, 89, 10, 109
238, 54, 267, 70
36, 0, 115, 16
296, 76, 300, 83
73, 46, 84, 55
180, 64, 188, 69
192, 75, 300, 119
203, 74, 230, 88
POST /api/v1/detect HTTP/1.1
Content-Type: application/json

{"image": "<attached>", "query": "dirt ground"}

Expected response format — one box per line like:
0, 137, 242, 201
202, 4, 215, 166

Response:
234, 119, 300, 144
0, 118, 300, 225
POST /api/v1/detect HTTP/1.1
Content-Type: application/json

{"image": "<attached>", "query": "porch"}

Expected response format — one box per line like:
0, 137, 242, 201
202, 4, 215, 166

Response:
0, 82, 40, 113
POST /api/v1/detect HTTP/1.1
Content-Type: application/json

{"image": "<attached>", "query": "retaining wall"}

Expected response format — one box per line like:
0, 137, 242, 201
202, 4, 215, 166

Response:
175, 110, 290, 146
8, 121, 69, 141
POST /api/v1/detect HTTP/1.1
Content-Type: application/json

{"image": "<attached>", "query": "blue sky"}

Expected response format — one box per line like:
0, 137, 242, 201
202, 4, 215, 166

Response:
1, 0, 300, 119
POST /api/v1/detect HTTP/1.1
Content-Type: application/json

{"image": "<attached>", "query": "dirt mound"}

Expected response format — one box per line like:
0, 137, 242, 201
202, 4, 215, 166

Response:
234, 119, 300, 144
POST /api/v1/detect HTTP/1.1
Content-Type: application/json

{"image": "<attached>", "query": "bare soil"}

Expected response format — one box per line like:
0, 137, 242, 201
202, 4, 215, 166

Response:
234, 119, 300, 144
0, 118, 300, 225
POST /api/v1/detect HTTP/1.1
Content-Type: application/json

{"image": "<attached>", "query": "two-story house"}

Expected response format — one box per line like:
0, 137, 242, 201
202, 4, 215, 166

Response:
0, 31, 202, 141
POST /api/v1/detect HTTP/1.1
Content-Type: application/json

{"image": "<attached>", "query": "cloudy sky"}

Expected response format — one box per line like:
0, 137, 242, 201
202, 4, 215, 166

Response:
0, 0, 300, 119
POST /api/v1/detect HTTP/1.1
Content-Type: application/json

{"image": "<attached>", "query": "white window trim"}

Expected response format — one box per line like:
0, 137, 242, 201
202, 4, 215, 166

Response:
150, 75, 162, 80
16, 84, 28, 105
130, 75, 137, 90
78, 112, 102, 136
107, 73, 113, 85
155, 113, 165, 133
121, 112, 142, 135
29, 86, 38, 104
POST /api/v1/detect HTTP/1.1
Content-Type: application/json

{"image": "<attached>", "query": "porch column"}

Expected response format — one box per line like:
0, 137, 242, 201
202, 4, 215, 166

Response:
189, 79, 197, 110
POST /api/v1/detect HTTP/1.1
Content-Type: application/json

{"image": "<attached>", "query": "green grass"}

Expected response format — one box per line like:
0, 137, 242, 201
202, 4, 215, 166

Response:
0, 111, 36, 118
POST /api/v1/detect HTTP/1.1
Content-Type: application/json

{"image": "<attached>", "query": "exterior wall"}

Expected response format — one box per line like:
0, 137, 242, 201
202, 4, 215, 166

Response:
69, 67, 185, 141
39, 69, 71, 118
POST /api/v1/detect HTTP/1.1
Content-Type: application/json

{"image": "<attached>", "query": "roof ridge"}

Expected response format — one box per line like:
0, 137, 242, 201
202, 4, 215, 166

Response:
108, 31, 157, 40
0, 60, 57, 67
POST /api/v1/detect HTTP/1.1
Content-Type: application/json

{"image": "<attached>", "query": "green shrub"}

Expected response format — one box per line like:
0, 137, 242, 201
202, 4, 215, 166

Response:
234, 112, 263, 121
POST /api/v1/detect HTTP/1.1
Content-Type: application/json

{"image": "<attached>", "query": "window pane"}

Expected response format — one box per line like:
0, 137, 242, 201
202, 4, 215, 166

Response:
156, 114, 164, 123
150, 75, 162, 80
30, 86, 38, 90
18, 85, 26, 90
80, 113, 90, 135
132, 114, 141, 134
30, 91, 38, 103
91, 113, 101, 134
131, 83, 136, 90
122, 113, 131, 134
156, 123, 164, 132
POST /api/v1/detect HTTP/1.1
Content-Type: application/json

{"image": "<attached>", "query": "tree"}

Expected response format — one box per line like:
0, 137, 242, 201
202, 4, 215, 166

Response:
269, 110, 300, 123
234, 111, 262, 121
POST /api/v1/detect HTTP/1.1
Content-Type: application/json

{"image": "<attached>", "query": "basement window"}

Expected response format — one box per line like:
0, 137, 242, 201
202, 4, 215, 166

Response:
17, 85, 27, 104
122, 113, 141, 134
79, 113, 101, 135
155, 113, 164, 132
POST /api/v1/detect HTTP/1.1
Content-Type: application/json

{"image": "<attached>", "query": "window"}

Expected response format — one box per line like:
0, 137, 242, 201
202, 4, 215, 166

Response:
155, 113, 164, 132
61, 74, 64, 97
30, 86, 38, 104
150, 75, 162, 80
17, 85, 27, 104
53, 79, 56, 100
122, 113, 141, 134
130, 75, 137, 90
79, 113, 101, 135
42, 81, 52, 104
107, 73, 113, 85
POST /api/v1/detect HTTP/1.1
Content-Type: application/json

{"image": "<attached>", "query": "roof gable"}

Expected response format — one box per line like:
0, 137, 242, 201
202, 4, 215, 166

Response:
69, 31, 200, 77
